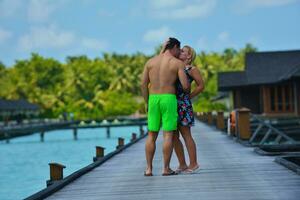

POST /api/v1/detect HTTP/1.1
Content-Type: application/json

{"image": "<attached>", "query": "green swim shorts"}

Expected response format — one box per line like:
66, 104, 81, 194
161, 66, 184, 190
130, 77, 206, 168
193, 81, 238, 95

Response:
147, 94, 178, 132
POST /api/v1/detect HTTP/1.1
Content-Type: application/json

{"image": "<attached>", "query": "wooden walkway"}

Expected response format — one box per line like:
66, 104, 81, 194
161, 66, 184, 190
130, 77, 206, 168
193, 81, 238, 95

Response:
45, 120, 300, 200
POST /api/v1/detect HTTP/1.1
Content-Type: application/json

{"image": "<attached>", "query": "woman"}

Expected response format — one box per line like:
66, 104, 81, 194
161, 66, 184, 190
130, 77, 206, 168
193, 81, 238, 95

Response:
161, 41, 205, 173
174, 45, 204, 173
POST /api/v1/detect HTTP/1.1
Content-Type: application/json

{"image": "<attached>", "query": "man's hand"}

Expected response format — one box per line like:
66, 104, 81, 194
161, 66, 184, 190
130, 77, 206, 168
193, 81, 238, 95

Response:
160, 38, 170, 54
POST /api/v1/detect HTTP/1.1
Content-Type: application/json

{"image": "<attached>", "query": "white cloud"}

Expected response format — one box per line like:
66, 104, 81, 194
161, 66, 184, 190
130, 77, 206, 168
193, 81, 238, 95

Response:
18, 24, 108, 52
99, 9, 115, 17
150, 0, 216, 19
151, 0, 183, 9
0, 0, 22, 17
250, 0, 298, 7
18, 25, 75, 51
233, 0, 299, 14
217, 31, 230, 42
27, 0, 67, 22
0, 28, 12, 44
196, 36, 208, 49
143, 26, 175, 43
81, 38, 108, 50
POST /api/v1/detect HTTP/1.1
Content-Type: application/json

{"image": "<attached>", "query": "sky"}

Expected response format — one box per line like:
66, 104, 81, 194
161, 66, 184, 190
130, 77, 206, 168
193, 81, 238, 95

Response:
0, 0, 300, 66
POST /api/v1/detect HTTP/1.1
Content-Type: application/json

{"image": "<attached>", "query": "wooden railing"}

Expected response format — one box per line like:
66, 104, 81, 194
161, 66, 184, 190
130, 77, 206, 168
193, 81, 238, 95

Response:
25, 129, 148, 200
195, 109, 300, 146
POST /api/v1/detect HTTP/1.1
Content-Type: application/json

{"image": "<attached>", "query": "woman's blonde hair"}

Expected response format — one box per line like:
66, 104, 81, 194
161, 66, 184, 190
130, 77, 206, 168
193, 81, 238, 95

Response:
183, 45, 196, 65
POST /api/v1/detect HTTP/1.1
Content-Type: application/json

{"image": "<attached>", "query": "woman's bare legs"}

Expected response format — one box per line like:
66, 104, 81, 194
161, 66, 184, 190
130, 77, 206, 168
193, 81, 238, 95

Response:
179, 125, 199, 170
173, 130, 188, 170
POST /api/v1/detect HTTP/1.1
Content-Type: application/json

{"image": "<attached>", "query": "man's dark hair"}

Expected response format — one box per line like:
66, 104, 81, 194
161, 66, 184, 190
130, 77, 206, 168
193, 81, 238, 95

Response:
165, 37, 180, 51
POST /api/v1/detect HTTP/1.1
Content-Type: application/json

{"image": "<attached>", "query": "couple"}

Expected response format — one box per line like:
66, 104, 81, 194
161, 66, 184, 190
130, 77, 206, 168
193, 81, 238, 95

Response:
141, 37, 204, 176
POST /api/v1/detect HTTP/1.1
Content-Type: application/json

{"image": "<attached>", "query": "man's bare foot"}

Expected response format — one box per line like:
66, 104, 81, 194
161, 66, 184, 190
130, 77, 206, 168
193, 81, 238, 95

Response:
162, 168, 178, 176
144, 167, 153, 176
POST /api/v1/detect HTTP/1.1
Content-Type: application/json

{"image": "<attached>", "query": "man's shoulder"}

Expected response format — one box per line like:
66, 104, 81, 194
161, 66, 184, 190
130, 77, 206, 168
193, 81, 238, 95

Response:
147, 55, 160, 65
169, 57, 184, 68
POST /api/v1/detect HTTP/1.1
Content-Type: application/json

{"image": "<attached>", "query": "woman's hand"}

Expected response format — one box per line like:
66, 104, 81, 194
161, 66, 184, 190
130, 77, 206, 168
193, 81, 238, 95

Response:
160, 38, 170, 54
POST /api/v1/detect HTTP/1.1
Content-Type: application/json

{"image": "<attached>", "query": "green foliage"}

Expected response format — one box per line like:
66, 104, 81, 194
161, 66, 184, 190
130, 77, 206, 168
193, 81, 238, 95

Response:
0, 44, 256, 118
191, 43, 256, 112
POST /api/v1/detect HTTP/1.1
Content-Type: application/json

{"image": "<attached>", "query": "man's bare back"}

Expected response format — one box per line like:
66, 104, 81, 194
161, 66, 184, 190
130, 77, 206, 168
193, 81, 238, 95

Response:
148, 54, 183, 94
141, 52, 189, 102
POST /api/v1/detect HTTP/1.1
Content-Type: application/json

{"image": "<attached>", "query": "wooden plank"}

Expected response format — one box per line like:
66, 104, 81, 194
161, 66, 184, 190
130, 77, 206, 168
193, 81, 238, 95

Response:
44, 120, 300, 200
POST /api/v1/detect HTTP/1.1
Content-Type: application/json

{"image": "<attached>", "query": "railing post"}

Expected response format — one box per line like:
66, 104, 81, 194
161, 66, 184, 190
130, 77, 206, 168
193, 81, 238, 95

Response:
4, 132, 10, 143
216, 111, 225, 130
207, 112, 213, 125
73, 128, 78, 140
139, 125, 144, 136
237, 108, 251, 140
106, 127, 110, 138
47, 163, 66, 187
40, 131, 45, 142
201, 112, 205, 121
116, 137, 124, 149
203, 112, 207, 122
93, 146, 105, 162
131, 133, 137, 142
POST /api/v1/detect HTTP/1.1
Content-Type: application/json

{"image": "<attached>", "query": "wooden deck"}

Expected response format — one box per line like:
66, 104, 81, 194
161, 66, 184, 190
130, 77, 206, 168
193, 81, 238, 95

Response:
45, 120, 300, 200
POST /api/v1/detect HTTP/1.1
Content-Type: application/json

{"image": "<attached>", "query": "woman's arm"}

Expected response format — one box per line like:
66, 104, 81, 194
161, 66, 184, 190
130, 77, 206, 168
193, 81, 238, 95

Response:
189, 67, 205, 99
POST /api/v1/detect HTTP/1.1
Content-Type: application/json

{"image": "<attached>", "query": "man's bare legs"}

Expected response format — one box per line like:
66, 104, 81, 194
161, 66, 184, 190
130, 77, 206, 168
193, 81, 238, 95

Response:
145, 131, 158, 175
162, 131, 175, 174
173, 131, 188, 170
179, 126, 199, 170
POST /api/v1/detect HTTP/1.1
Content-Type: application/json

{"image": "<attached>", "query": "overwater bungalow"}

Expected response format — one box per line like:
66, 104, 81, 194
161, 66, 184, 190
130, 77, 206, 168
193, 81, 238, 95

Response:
218, 50, 300, 116
0, 99, 39, 125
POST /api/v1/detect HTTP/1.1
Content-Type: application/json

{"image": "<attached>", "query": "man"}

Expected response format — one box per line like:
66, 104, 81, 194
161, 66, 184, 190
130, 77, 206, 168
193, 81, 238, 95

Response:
141, 37, 190, 176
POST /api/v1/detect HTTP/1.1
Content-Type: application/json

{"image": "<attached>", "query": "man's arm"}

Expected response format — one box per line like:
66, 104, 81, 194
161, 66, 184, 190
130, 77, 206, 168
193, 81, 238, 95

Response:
178, 63, 190, 93
141, 61, 150, 103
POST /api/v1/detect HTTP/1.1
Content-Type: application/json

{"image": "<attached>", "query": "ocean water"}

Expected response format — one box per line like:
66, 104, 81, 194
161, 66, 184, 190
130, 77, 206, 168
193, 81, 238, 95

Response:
0, 126, 142, 200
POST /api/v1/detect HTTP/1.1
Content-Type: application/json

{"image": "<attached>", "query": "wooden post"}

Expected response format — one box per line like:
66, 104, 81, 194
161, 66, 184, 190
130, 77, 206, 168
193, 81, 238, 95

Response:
216, 111, 225, 130
212, 112, 217, 125
131, 133, 137, 142
93, 146, 105, 162
207, 112, 213, 124
237, 108, 251, 140
116, 137, 124, 149
4, 132, 9, 143
40, 131, 44, 142
73, 128, 78, 140
47, 163, 66, 187
106, 127, 110, 138
203, 112, 207, 122
139, 125, 144, 136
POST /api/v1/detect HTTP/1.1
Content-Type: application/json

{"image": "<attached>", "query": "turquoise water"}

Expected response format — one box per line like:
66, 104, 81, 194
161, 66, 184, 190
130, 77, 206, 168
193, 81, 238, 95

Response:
0, 126, 142, 200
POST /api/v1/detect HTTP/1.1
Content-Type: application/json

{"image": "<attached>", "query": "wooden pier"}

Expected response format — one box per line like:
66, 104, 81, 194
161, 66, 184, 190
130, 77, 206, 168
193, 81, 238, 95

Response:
27, 120, 300, 200
0, 119, 147, 142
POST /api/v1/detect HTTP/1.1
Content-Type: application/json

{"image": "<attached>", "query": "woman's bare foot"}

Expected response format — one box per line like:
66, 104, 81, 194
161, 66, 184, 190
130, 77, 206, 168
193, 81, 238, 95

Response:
185, 164, 200, 173
162, 168, 178, 176
175, 165, 188, 173
144, 167, 153, 176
